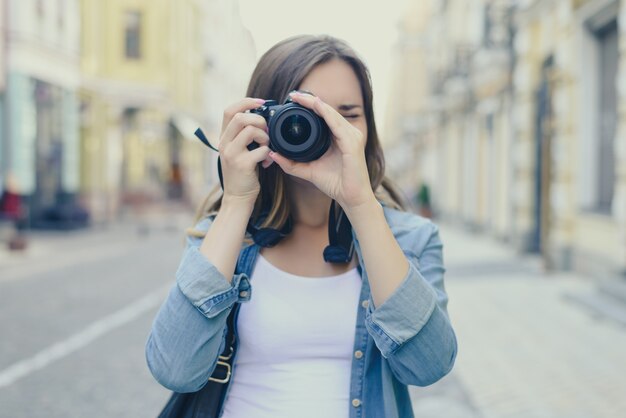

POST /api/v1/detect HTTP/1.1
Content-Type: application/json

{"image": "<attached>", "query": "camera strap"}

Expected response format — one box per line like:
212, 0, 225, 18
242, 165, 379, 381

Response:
194, 128, 354, 264
195, 128, 292, 246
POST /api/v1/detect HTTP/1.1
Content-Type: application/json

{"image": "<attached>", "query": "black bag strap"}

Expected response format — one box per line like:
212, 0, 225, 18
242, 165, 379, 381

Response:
207, 306, 237, 383
157, 306, 239, 418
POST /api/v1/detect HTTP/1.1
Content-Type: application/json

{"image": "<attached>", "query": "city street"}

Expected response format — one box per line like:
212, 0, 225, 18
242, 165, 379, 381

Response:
1, 0, 625, 417
1, 210, 625, 418
0, 207, 187, 418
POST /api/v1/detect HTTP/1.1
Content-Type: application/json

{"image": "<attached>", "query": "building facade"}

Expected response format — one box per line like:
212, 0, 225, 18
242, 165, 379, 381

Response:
513, 0, 625, 277
80, 0, 201, 223
0, 0, 5, 191
389, 0, 626, 278
190, 0, 256, 208
79, 0, 255, 223
0, 1, 255, 227
0, 0, 83, 229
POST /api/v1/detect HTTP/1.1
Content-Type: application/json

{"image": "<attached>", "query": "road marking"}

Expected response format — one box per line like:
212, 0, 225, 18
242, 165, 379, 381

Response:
0, 283, 171, 389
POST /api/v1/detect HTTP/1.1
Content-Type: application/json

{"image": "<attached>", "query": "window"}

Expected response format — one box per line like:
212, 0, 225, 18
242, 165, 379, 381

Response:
36, 0, 44, 18
579, 4, 619, 215
482, 4, 491, 47
595, 20, 618, 213
124, 11, 142, 59
58, 0, 65, 29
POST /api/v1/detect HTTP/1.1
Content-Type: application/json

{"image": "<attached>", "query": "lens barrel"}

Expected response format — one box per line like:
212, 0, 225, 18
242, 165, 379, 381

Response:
268, 103, 330, 162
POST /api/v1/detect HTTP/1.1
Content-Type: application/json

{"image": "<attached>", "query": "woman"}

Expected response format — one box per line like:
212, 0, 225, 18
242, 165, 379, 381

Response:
146, 34, 457, 418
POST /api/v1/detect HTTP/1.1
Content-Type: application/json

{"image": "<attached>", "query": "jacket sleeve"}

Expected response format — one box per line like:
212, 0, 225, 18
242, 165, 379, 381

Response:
144, 217, 251, 393
363, 220, 457, 387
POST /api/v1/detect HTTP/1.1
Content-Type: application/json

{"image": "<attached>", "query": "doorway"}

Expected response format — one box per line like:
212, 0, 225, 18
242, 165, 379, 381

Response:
531, 56, 555, 269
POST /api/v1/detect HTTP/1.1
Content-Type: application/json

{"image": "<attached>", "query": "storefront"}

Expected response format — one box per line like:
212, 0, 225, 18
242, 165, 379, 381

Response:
3, 73, 85, 229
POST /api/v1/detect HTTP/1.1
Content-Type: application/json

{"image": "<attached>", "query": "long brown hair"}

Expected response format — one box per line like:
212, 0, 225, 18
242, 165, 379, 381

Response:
187, 35, 407, 239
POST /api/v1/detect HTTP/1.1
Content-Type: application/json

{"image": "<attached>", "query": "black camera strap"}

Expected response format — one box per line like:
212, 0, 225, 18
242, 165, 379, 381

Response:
194, 127, 354, 264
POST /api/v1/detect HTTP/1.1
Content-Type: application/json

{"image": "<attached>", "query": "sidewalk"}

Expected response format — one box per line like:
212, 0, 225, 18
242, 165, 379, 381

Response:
409, 221, 626, 418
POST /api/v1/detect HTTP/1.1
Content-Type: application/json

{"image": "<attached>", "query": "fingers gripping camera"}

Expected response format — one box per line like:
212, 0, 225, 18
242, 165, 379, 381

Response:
249, 93, 330, 162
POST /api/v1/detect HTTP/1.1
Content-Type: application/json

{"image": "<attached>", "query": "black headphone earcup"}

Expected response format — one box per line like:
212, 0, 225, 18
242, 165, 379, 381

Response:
323, 245, 351, 263
248, 211, 293, 248
253, 228, 284, 247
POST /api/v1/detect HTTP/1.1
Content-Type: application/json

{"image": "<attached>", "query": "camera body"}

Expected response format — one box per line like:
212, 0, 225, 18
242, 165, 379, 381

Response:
250, 98, 330, 162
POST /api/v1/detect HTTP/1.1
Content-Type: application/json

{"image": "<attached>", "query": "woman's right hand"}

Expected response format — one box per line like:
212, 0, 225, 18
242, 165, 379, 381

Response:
218, 98, 272, 207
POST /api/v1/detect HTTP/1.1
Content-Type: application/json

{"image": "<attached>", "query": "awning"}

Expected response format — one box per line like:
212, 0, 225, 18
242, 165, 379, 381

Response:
171, 113, 204, 142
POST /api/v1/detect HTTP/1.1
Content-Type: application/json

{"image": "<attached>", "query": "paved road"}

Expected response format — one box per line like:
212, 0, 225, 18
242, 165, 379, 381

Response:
0, 214, 186, 418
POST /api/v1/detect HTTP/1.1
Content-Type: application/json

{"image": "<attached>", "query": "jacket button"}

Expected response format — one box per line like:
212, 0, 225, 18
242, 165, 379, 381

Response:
352, 398, 361, 407
361, 299, 369, 309
239, 290, 249, 298
354, 350, 363, 359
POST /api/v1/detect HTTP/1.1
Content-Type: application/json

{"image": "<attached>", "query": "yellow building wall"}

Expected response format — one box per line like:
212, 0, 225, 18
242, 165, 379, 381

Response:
79, 0, 207, 222
81, 0, 170, 87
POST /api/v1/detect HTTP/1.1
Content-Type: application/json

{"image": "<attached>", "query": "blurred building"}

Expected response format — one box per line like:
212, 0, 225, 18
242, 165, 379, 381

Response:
0, 0, 84, 229
0, 0, 5, 189
79, 0, 255, 223
0, 0, 4, 97
80, 0, 203, 223
0, 1, 255, 227
383, 2, 433, 203
389, 0, 626, 279
513, 0, 625, 278
192, 0, 256, 207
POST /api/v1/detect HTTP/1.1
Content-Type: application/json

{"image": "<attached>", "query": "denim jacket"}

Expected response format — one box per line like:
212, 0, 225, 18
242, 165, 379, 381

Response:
145, 204, 457, 418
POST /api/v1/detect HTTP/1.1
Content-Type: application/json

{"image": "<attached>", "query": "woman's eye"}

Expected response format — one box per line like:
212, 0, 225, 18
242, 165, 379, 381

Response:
343, 114, 360, 119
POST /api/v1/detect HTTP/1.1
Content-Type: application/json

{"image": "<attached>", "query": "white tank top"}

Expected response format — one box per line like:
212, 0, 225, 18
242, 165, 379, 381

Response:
220, 253, 362, 418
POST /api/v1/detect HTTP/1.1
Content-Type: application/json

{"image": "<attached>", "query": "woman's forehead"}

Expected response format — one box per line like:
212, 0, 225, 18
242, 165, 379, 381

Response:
298, 60, 363, 107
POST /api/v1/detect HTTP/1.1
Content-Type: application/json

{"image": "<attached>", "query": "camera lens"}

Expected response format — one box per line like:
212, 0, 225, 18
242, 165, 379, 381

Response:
269, 103, 330, 162
280, 115, 312, 146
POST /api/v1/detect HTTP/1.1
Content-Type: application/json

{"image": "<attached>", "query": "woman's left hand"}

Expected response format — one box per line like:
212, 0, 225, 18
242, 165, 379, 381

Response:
268, 92, 376, 211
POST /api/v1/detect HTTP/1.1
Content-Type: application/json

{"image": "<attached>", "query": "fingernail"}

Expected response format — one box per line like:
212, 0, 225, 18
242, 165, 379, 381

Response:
255, 98, 266, 104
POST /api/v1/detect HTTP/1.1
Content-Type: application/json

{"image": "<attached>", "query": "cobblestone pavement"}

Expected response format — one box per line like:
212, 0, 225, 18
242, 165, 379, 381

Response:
409, 221, 626, 418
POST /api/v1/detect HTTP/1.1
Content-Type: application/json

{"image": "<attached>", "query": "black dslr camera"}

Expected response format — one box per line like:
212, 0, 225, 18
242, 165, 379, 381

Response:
249, 94, 330, 162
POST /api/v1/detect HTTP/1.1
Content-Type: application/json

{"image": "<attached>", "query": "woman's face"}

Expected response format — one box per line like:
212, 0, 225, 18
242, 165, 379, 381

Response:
298, 59, 368, 139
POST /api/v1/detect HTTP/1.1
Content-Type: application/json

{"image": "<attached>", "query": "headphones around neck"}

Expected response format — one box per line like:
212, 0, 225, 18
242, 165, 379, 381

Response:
194, 127, 354, 264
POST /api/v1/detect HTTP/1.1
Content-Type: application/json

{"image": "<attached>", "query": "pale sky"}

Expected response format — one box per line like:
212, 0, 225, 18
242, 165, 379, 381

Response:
237, 0, 411, 135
